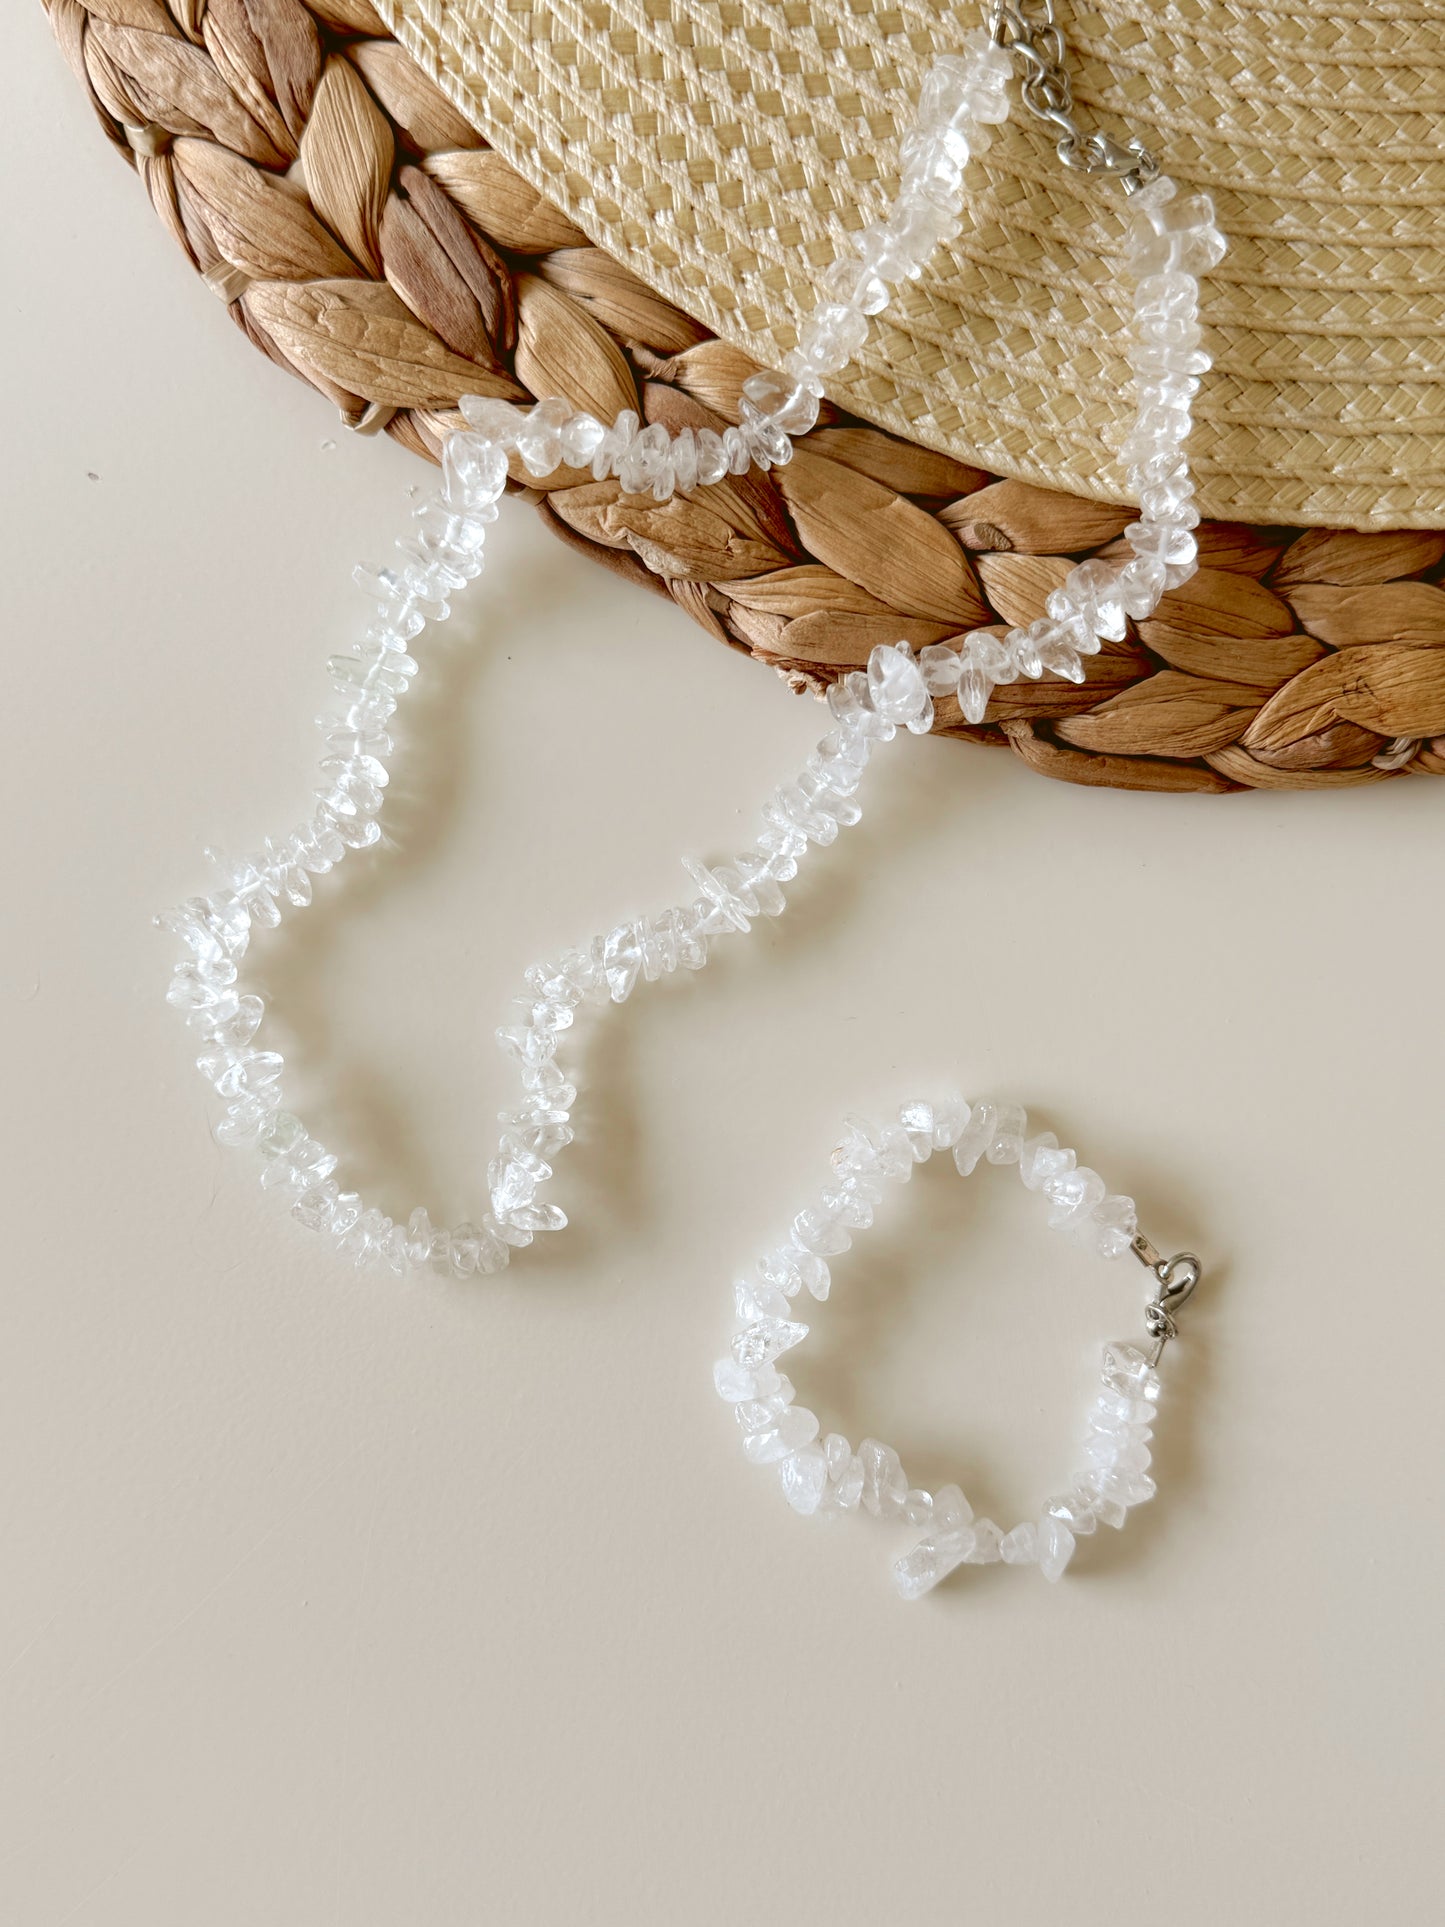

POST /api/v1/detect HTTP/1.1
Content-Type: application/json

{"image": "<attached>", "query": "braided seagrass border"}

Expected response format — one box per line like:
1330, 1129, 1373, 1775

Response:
46, 0, 1445, 793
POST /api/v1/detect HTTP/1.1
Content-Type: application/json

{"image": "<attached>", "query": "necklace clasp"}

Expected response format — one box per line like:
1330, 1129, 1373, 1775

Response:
1131, 1234, 1204, 1361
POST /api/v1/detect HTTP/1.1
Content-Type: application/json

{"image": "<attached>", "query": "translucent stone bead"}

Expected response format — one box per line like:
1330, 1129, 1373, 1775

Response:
601, 922, 643, 1001
820, 256, 889, 317
1116, 554, 1168, 619
735, 1277, 792, 1323
1081, 1193, 1138, 1260
1019, 1131, 1075, 1192
670, 428, 699, 495
1002, 622, 1043, 680
898, 125, 969, 200
742, 1406, 820, 1465
682, 426, 724, 487
214, 1087, 283, 1144
738, 400, 792, 471
819, 1181, 876, 1230
735, 1390, 793, 1437
1062, 559, 1128, 640
866, 642, 933, 731
764, 785, 839, 848
904, 1489, 934, 1526
1083, 1432, 1152, 1475
1102, 1342, 1162, 1403
442, 429, 509, 504
721, 427, 752, 474
205, 994, 265, 1050
732, 1316, 808, 1369
1044, 1491, 1098, 1535
402, 1206, 434, 1267
590, 407, 638, 480
1138, 472, 1198, 525
196, 1043, 284, 1098
447, 1220, 496, 1278
797, 301, 869, 373
1133, 270, 1198, 323
157, 894, 249, 964
1087, 1466, 1158, 1509
792, 1207, 851, 1257
834, 1115, 914, 1185
292, 1179, 340, 1230
820, 1451, 865, 1512
684, 858, 754, 934
619, 421, 675, 498
495, 1022, 557, 1069
1044, 1165, 1106, 1228
965, 1517, 1003, 1563
958, 654, 991, 725
167, 959, 239, 1019
952, 1101, 996, 1176
1000, 1522, 1038, 1565
514, 395, 573, 476
1095, 1387, 1156, 1425
858, 1438, 908, 1516
658, 904, 710, 970
918, 642, 963, 695
1125, 520, 1198, 588
559, 411, 606, 468
805, 744, 866, 801
520, 1061, 577, 1110
778, 1444, 830, 1514
741, 367, 821, 435
459, 393, 523, 445
826, 671, 897, 742
893, 1526, 975, 1600
755, 1248, 803, 1299
897, 1099, 941, 1160
791, 1245, 834, 1301
1033, 624, 1086, 684
1124, 182, 1227, 277
986, 1101, 1028, 1165
1037, 1514, 1077, 1583
933, 1483, 972, 1528
713, 1357, 783, 1403
797, 770, 861, 829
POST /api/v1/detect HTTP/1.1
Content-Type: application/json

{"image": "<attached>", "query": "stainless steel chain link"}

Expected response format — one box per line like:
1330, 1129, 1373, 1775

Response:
987, 0, 1159, 193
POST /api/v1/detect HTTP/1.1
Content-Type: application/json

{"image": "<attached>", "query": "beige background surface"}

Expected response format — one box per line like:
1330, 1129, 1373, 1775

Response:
4, 21, 1444, 1927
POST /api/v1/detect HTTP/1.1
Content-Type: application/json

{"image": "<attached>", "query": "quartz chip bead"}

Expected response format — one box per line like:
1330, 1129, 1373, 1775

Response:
778, 1444, 829, 1515
1124, 179, 1229, 279
893, 1525, 978, 1600
952, 1101, 996, 1177
986, 1102, 1028, 1165
740, 367, 821, 436
1102, 1342, 1162, 1405
742, 1405, 820, 1466
866, 642, 933, 732
858, 1438, 908, 1517
1036, 1514, 1077, 1583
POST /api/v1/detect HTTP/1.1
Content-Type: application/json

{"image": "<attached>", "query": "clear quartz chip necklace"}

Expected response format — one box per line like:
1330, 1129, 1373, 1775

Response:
158, 10, 1226, 1283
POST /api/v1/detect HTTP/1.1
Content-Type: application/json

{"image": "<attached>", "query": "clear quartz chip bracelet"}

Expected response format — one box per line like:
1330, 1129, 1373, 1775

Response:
156, 19, 1226, 1279
713, 1098, 1205, 1598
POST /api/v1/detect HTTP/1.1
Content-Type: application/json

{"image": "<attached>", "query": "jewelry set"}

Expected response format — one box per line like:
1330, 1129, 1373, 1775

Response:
159, 6, 1215, 1597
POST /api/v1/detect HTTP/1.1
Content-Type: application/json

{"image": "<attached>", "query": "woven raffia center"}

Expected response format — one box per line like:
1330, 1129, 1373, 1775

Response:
378, 0, 1445, 531
46, 0, 1445, 793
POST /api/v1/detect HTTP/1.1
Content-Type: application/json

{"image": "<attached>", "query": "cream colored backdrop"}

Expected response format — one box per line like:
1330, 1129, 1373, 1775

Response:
4, 20, 1442, 1926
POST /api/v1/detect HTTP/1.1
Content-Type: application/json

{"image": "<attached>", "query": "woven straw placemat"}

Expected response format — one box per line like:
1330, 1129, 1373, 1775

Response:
45, 0, 1445, 792
378, 0, 1445, 531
